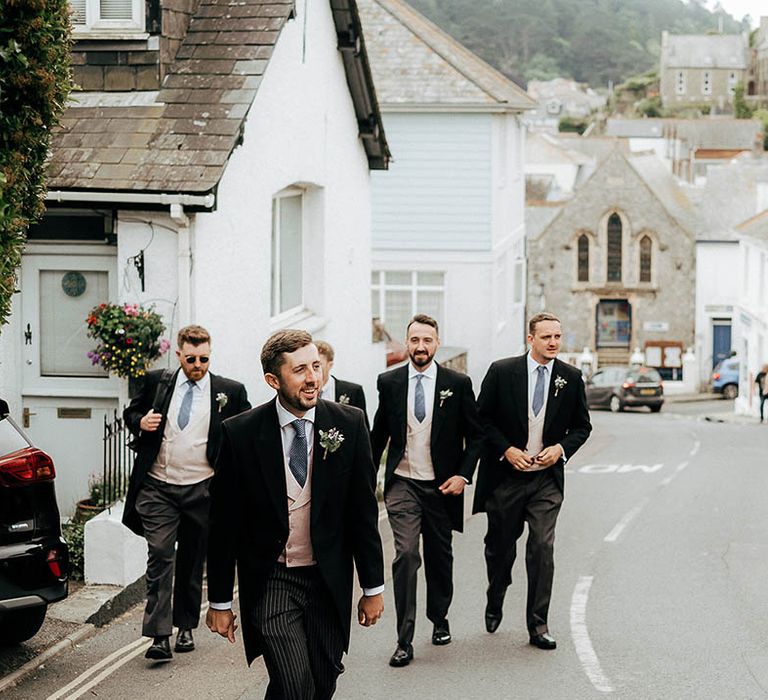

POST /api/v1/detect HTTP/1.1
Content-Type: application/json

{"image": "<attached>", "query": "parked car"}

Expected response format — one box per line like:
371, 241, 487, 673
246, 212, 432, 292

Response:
585, 366, 664, 413
0, 398, 68, 645
711, 357, 739, 400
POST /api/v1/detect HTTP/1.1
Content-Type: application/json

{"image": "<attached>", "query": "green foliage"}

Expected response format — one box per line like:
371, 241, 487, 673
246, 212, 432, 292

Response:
734, 83, 754, 119
558, 116, 589, 134
754, 109, 768, 150
636, 96, 664, 118
62, 521, 84, 581
0, 0, 73, 330
618, 70, 659, 94
408, 0, 746, 88
86, 303, 170, 379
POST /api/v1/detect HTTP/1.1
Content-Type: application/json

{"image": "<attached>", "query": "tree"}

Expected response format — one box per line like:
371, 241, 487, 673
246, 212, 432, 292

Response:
733, 82, 754, 119
0, 0, 72, 330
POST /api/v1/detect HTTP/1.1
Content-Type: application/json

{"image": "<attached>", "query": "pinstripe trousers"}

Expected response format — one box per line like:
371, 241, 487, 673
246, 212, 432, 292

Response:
252, 563, 345, 700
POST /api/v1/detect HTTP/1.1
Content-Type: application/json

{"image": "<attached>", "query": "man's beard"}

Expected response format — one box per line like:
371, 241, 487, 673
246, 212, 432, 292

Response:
409, 350, 434, 368
279, 385, 318, 412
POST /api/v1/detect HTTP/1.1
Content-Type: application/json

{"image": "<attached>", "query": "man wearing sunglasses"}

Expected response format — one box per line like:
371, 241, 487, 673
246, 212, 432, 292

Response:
123, 324, 250, 662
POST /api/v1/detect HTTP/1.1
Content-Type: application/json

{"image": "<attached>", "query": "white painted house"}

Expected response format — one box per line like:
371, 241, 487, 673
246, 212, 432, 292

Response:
0, 0, 389, 516
357, 0, 535, 384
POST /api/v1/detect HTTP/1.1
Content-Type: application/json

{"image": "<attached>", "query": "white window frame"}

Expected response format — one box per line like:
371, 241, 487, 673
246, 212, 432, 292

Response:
702, 71, 712, 96
70, 0, 146, 37
371, 270, 446, 338
271, 188, 305, 321
675, 70, 686, 96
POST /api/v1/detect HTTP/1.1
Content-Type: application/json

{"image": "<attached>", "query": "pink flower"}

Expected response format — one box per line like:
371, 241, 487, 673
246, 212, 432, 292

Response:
159, 339, 171, 354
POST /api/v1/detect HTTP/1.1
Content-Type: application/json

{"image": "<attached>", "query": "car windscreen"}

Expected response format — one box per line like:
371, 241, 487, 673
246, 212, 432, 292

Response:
627, 368, 661, 383
0, 415, 30, 458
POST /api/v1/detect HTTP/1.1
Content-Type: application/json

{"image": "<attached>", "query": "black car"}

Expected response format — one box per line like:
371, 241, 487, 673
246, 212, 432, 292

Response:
585, 366, 664, 413
0, 399, 68, 644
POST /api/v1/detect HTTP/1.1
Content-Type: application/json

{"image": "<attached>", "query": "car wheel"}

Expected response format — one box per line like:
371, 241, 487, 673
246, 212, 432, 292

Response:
0, 605, 47, 645
609, 395, 623, 413
722, 384, 738, 400
649, 404, 662, 413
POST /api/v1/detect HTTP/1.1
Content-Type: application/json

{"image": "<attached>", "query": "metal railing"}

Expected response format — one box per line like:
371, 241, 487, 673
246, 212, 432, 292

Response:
100, 409, 134, 507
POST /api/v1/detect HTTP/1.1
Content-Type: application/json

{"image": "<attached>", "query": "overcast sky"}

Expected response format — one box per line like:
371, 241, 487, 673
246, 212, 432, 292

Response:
710, 0, 765, 27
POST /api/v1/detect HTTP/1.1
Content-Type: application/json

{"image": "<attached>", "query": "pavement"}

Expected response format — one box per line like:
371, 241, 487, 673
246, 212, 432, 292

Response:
0, 391, 762, 695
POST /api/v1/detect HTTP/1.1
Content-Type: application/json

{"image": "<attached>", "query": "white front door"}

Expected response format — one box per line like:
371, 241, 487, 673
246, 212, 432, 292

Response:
20, 247, 120, 516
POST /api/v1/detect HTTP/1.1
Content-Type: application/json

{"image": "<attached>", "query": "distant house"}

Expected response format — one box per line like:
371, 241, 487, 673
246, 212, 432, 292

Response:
750, 17, 768, 98
0, 0, 389, 515
526, 149, 696, 376
525, 78, 607, 133
659, 31, 748, 111
357, 0, 535, 383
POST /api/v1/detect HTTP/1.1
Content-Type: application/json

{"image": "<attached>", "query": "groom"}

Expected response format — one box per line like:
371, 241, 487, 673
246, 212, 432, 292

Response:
206, 330, 384, 699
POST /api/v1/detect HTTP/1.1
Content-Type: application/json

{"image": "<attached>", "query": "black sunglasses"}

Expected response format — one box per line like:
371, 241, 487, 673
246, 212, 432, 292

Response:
184, 355, 209, 365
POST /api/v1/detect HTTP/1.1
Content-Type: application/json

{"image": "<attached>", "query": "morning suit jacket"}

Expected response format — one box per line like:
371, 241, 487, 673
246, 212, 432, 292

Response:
334, 377, 369, 430
122, 368, 250, 536
370, 363, 485, 532
472, 355, 591, 514
206, 398, 385, 666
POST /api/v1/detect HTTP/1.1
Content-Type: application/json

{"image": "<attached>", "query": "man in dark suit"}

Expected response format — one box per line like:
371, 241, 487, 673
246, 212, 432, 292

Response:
123, 324, 250, 661
206, 330, 384, 700
371, 314, 484, 667
473, 312, 591, 650
315, 341, 368, 418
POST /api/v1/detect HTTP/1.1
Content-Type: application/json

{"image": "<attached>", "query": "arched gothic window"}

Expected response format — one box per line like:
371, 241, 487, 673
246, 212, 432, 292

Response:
577, 234, 589, 282
639, 235, 652, 283
607, 213, 622, 282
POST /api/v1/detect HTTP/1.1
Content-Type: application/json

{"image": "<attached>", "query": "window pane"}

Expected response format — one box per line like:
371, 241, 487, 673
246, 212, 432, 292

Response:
417, 271, 444, 286
417, 290, 444, 330
100, 0, 133, 20
639, 236, 652, 283
385, 271, 412, 286
577, 234, 589, 282
70, 0, 86, 24
279, 195, 302, 313
371, 271, 380, 286
384, 290, 412, 340
607, 214, 622, 282
371, 289, 380, 317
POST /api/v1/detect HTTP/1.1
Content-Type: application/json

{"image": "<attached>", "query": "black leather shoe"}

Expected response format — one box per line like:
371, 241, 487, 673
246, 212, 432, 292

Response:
529, 632, 557, 650
388, 644, 413, 667
145, 636, 172, 661
432, 620, 451, 645
174, 628, 195, 653
485, 607, 502, 634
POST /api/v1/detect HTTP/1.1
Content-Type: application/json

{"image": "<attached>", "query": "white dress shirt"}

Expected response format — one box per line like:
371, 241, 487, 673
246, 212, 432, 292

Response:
167, 369, 210, 427
525, 353, 566, 464
408, 361, 437, 419
320, 374, 336, 402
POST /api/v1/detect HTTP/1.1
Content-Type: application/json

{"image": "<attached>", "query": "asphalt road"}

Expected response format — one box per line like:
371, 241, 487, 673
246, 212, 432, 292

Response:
3, 400, 767, 699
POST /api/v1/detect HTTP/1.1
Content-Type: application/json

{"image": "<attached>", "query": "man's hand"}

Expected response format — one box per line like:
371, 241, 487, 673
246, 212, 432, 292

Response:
206, 608, 238, 643
504, 445, 534, 471
534, 445, 563, 469
438, 475, 466, 496
357, 593, 384, 627
139, 409, 163, 432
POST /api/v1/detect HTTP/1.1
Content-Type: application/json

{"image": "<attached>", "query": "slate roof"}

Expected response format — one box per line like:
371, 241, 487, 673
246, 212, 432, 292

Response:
606, 118, 761, 150
661, 33, 748, 69
357, 0, 535, 109
48, 0, 389, 199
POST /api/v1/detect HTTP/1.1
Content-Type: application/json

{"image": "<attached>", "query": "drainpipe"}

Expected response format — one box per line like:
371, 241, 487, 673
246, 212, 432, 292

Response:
170, 203, 191, 327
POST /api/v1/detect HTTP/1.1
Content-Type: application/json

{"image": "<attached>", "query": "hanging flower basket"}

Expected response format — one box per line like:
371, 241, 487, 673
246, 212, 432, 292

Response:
85, 303, 171, 379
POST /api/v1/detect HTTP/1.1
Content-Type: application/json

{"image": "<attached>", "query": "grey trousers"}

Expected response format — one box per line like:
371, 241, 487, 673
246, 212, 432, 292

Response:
252, 564, 345, 700
134, 476, 210, 637
385, 476, 453, 647
483, 471, 563, 635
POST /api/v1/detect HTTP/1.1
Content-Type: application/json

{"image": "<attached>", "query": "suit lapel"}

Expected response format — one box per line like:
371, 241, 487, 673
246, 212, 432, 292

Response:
256, 398, 289, 527
544, 359, 564, 433
430, 364, 449, 449
393, 365, 409, 444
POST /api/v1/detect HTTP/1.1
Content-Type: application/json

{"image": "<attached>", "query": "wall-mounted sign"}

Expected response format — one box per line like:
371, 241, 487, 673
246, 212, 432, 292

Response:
643, 321, 669, 332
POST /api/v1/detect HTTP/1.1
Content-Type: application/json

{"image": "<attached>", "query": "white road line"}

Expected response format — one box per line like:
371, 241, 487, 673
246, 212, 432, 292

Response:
661, 462, 689, 487
570, 576, 614, 693
676, 460, 689, 472
47, 589, 238, 700
689, 441, 700, 457
603, 498, 650, 543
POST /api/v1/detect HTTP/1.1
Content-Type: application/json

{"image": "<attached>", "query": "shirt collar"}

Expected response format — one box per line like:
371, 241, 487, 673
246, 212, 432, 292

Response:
527, 353, 554, 375
408, 361, 437, 381
175, 369, 210, 392
276, 397, 316, 429
322, 374, 337, 398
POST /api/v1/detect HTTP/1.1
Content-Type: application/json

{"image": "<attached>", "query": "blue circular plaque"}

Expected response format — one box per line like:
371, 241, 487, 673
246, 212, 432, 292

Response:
61, 271, 87, 298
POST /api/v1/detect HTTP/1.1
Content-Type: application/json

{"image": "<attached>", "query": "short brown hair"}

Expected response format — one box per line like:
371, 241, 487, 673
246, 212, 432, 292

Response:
177, 324, 211, 348
261, 329, 313, 376
528, 312, 561, 335
406, 313, 439, 337
314, 340, 334, 362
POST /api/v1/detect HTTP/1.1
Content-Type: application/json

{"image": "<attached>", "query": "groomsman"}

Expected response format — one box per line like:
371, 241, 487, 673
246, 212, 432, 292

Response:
315, 340, 369, 421
473, 312, 591, 650
206, 330, 384, 699
123, 324, 250, 660
371, 314, 484, 667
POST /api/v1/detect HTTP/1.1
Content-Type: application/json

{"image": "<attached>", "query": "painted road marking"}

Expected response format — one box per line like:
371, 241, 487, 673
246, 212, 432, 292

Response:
577, 463, 664, 474
604, 498, 650, 543
689, 441, 700, 457
570, 576, 614, 693
661, 461, 689, 487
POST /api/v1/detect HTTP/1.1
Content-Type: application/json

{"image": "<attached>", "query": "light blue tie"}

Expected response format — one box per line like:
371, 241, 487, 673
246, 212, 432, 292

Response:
414, 374, 426, 423
289, 420, 308, 487
532, 365, 547, 417
177, 379, 196, 430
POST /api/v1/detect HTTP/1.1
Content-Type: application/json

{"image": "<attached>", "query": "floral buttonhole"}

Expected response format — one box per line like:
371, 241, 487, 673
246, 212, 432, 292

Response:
553, 376, 567, 397
439, 389, 453, 408
319, 428, 345, 459
216, 392, 228, 412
